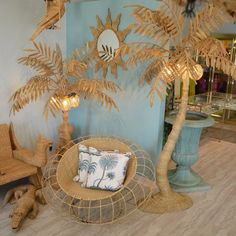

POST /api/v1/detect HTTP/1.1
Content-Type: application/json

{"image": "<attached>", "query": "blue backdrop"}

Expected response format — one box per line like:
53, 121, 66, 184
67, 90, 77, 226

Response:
66, 0, 165, 165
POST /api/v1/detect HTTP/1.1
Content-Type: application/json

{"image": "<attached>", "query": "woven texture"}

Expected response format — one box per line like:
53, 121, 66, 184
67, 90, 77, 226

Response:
0, 124, 13, 159
0, 124, 37, 185
42, 136, 156, 224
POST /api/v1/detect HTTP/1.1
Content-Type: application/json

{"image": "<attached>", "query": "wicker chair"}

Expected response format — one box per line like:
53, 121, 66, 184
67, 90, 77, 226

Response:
0, 123, 52, 187
43, 136, 156, 224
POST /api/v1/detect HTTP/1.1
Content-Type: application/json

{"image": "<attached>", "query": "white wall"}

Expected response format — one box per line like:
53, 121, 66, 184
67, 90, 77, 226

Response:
0, 0, 66, 149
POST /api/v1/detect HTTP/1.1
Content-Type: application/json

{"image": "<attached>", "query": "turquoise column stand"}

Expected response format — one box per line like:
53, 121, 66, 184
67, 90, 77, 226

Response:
166, 111, 214, 192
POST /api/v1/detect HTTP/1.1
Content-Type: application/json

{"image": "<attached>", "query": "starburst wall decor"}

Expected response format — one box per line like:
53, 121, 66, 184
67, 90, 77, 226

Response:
88, 9, 131, 79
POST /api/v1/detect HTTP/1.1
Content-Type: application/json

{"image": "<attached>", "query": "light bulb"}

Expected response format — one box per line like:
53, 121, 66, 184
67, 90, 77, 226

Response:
61, 96, 71, 111
70, 94, 80, 108
193, 64, 203, 80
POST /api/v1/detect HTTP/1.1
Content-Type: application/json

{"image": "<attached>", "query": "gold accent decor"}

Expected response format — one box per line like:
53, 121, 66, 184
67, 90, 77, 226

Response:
117, 0, 236, 213
9, 42, 121, 149
89, 8, 131, 79
9, 42, 120, 119
31, 0, 70, 41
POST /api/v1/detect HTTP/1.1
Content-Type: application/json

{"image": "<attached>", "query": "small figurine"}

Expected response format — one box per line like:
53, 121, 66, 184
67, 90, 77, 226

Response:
1, 184, 46, 231
31, 0, 70, 41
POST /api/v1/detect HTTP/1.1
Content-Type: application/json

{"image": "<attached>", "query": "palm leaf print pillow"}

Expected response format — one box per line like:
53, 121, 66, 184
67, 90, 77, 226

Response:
86, 147, 131, 191
73, 144, 91, 186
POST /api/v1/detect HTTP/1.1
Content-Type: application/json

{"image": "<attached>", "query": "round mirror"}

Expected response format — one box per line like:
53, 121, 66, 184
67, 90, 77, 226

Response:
97, 29, 120, 63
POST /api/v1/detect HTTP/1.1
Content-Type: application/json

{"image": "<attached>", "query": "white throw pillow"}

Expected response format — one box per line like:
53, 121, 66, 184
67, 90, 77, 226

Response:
86, 147, 131, 191
73, 144, 90, 186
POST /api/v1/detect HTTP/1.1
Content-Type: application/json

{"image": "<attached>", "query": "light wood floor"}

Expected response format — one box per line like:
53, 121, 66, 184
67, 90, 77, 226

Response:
0, 139, 236, 236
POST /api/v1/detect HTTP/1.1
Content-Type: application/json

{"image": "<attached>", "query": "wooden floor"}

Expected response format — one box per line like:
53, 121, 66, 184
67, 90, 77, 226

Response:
0, 138, 236, 236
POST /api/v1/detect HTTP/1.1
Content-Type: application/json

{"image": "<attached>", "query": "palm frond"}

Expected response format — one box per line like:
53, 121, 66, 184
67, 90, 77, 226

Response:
43, 95, 62, 119
127, 0, 184, 45
170, 51, 203, 81
9, 75, 52, 115
148, 51, 204, 106
186, 2, 231, 45
194, 37, 236, 80
69, 79, 121, 94
79, 89, 119, 111
19, 42, 64, 77
139, 59, 166, 85
194, 37, 228, 58
68, 79, 120, 111
149, 77, 170, 106
127, 46, 166, 66
66, 45, 92, 77
18, 56, 54, 76
116, 42, 167, 65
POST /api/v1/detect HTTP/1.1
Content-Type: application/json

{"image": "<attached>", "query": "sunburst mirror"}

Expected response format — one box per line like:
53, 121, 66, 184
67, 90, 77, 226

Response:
89, 9, 130, 78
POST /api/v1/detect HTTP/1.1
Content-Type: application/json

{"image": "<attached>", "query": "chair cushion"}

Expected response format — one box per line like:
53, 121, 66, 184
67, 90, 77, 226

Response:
0, 124, 13, 159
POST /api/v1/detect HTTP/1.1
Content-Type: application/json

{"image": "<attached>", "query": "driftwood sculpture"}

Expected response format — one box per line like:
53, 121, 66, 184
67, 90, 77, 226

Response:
1, 184, 46, 231
31, 0, 70, 41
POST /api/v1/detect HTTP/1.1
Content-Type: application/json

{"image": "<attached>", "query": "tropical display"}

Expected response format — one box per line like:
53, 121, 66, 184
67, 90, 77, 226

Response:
117, 0, 236, 213
10, 42, 120, 119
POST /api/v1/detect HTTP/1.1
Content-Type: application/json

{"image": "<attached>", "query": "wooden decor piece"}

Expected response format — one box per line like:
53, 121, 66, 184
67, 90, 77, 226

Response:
89, 8, 131, 78
117, 0, 236, 213
56, 111, 74, 152
31, 0, 70, 41
42, 136, 156, 224
9, 42, 120, 119
0, 123, 52, 187
13, 135, 52, 168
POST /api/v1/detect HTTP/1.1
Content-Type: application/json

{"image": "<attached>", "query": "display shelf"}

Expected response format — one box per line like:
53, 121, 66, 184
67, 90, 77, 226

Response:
195, 34, 236, 97
174, 92, 236, 127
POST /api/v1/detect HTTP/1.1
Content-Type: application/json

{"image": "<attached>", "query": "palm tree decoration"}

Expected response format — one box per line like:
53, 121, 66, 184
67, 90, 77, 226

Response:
118, 0, 236, 213
10, 42, 120, 148
96, 155, 118, 187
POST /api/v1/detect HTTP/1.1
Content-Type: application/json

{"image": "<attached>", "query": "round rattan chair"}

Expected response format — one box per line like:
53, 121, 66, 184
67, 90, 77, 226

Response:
42, 136, 155, 224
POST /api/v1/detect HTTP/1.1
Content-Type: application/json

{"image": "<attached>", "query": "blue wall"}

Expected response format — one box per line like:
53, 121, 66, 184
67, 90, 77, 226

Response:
66, 0, 165, 165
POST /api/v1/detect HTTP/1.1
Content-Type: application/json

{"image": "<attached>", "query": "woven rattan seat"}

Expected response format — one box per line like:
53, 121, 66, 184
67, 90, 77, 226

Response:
57, 138, 137, 201
43, 136, 155, 224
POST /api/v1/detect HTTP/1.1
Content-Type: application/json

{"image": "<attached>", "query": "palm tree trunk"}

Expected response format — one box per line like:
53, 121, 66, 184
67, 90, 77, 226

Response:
139, 78, 193, 213
156, 77, 189, 195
